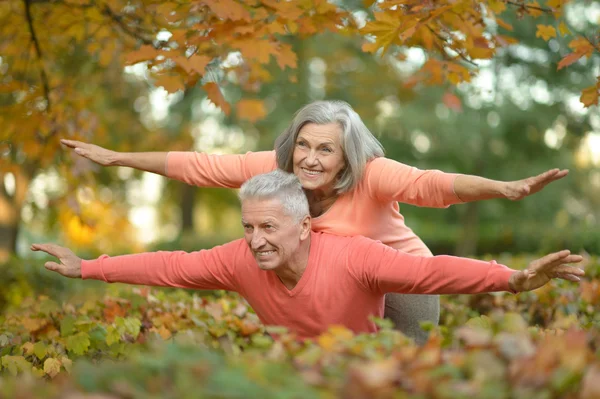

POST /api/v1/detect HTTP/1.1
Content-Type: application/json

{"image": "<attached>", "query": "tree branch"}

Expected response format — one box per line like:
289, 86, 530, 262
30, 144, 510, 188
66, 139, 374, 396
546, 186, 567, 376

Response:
426, 24, 479, 67
503, 0, 553, 13
23, 0, 51, 112
101, 4, 156, 46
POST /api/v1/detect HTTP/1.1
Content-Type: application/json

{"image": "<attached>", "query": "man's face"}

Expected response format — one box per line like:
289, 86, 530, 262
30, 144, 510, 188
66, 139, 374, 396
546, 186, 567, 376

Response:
241, 197, 309, 271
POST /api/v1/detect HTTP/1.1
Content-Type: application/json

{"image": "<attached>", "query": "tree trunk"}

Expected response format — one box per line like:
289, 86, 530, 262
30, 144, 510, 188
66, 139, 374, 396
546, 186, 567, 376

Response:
454, 200, 479, 257
0, 167, 31, 262
180, 182, 195, 233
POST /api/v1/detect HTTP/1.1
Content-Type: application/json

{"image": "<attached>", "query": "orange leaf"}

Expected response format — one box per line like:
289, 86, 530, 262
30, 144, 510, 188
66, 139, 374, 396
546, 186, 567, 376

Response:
188, 54, 211, 74
237, 99, 267, 122
536, 25, 556, 41
206, 0, 251, 21
568, 37, 594, 56
443, 92, 462, 112
580, 85, 599, 108
125, 45, 157, 65
557, 52, 584, 70
273, 43, 297, 70
488, 0, 507, 14
495, 18, 513, 32
204, 82, 231, 115
154, 74, 185, 93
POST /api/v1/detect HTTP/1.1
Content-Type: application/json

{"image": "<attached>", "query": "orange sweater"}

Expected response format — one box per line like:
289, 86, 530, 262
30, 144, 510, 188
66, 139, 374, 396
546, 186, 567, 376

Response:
82, 232, 514, 338
166, 151, 463, 256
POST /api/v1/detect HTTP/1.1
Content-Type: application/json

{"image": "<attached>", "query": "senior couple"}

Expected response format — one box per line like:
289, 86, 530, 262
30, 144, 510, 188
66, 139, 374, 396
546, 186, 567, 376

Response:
34, 100, 582, 343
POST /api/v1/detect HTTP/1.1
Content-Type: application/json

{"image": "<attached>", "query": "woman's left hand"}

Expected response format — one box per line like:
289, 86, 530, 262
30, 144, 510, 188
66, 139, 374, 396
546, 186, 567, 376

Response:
503, 168, 569, 201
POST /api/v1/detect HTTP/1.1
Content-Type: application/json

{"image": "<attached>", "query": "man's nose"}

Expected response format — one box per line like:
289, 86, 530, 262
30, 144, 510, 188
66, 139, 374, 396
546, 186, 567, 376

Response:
251, 232, 267, 249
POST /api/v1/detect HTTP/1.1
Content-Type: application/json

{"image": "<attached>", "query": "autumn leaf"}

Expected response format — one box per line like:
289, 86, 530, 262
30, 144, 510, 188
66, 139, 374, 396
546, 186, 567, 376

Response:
206, 0, 251, 21
557, 52, 584, 70
43, 358, 62, 378
568, 37, 595, 56
204, 82, 231, 114
154, 73, 185, 93
124, 45, 157, 65
558, 21, 570, 36
580, 85, 599, 107
536, 25, 556, 41
237, 99, 267, 122
442, 92, 462, 112
360, 12, 402, 54
527, 1, 544, 18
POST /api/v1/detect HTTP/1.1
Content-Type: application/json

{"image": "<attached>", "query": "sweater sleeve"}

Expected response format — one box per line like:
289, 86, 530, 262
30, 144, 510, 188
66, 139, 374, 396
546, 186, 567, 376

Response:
364, 157, 463, 208
346, 236, 515, 295
165, 151, 278, 188
81, 239, 247, 292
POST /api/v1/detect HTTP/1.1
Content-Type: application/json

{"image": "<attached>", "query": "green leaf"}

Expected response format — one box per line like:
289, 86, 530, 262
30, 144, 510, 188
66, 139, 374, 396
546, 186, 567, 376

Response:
33, 341, 47, 360
1, 355, 31, 376
60, 316, 76, 337
106, 325, 121, 346
116, 317, 142, 339
0, 335, 10, 347
65, 332, 91, 356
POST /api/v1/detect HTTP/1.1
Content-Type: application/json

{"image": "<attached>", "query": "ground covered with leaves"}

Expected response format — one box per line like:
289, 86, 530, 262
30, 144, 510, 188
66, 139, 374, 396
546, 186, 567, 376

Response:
0, 254, 599, 398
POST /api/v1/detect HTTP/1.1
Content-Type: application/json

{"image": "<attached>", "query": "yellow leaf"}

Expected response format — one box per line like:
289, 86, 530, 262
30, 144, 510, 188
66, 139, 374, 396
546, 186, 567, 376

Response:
21, 342, 34, 356
360, 12, 402, 54
203, 82, 231, 115
43, 358, 61, 378
580, 85, 599, 108
536, 25, 556, 41
558, 21, 570, 36
495, 17, 513, 32
527, 1, 544, 17
488, 0, 506, 14
236, 99, 267, 122
568, 37, 594, 56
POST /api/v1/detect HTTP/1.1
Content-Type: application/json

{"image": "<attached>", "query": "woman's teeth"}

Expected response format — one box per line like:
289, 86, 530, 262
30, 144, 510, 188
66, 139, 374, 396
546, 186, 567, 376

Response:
302, 168, 322, 175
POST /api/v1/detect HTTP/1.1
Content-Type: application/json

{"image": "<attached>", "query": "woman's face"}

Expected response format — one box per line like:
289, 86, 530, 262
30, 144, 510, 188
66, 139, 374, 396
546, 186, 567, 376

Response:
292, 123, 346, 194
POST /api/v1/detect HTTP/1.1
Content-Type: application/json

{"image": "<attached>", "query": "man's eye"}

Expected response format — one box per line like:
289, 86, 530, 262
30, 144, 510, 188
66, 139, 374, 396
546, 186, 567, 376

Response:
244, 226, 253, 231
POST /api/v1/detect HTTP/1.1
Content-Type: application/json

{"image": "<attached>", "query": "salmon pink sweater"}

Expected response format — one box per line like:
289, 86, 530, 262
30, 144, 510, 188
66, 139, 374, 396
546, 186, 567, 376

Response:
82, 232, 515, 339
165, 151, 463, 256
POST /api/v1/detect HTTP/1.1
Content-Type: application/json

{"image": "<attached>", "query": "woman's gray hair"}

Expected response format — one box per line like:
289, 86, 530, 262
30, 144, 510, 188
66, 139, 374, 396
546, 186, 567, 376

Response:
239, 170, 309, 223
274, 100, 385, 194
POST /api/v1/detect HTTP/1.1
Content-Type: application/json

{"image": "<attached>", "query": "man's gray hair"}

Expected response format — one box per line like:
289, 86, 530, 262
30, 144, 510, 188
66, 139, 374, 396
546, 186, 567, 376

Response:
274, 100, 385, 194
239, 170, 310, 222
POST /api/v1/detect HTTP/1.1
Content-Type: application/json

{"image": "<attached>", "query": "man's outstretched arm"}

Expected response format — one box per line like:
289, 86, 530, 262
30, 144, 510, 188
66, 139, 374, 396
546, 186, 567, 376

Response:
346, 237, 584, 295
30, 241, 244, 291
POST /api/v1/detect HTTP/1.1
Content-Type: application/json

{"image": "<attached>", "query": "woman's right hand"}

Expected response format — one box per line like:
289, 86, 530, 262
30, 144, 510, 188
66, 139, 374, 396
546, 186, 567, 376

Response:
61, 139, 119, 166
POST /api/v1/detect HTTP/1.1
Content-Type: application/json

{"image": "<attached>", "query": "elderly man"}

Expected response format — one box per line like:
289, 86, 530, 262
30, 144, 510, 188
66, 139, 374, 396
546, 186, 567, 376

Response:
31, 170, 584, 339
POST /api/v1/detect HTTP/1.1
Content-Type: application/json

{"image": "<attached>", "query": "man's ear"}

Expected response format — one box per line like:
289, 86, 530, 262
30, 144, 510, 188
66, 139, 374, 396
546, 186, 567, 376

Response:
300, 215, 311, 240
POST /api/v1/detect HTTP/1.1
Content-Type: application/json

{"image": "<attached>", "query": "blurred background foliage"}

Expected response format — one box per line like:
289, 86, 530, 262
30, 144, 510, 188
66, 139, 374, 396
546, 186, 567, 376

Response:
1, 0, 599, 302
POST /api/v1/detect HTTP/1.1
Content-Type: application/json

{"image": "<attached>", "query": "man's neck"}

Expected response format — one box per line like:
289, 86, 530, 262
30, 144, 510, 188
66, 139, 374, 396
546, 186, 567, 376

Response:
274, 235, 312, 290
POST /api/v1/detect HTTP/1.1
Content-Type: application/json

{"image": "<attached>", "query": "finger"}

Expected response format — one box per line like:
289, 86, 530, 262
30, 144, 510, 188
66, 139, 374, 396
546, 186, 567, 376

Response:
60, 139, 85, 148
554, 273, 581, 283
44, 261, 61, 272
530, 169, 559, 184
531, 250, 571, 268
553, 265, 585, 276
30, 243, 64, 258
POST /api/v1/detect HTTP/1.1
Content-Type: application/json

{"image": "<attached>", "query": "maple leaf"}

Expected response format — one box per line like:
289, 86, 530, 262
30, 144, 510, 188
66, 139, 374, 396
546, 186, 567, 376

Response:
580, 85, 599, 108
536, 25, 556, 41
557, 52, 585, 70
65, 332, 91, 356
204, 82, 231, 115
360, 12, 403, 54
206, 0, 251, 22
124, 45, 157, 65
568, 37, 594, 56
236, 99, 267, 122
558, 21, 570, 36
43, 358, 61, 378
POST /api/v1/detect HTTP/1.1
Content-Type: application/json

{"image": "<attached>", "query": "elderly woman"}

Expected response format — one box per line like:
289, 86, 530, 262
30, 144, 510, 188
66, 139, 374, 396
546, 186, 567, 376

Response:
61, 100, 567, 344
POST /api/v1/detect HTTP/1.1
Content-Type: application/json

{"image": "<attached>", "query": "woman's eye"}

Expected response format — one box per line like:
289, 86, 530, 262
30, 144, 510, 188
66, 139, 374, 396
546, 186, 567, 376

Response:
296, 141, 306, 147
322, 147, 332, 153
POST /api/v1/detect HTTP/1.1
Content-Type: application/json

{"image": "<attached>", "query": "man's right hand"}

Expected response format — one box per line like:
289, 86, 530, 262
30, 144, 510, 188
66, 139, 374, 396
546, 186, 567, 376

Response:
31, 243, 83, 278
61, 139, 118, 166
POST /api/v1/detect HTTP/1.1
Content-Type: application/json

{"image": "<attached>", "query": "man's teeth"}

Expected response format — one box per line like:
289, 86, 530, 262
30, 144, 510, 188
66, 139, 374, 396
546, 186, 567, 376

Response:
257, 251, 275, 255
302, 168, 322, 175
